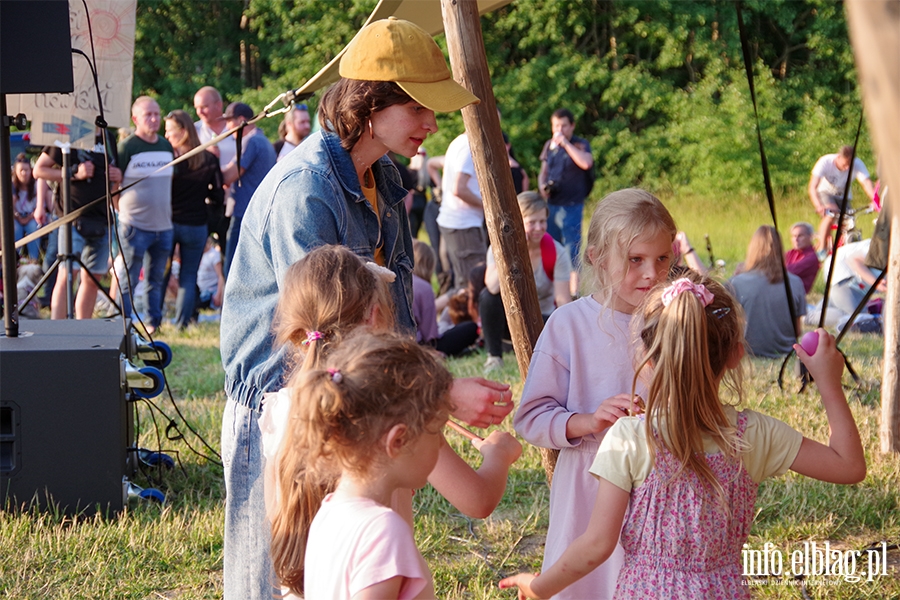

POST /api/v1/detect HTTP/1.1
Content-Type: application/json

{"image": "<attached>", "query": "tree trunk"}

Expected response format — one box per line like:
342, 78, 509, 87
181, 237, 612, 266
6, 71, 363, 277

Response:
845, 0, 900, 453
440, 0, 554, 480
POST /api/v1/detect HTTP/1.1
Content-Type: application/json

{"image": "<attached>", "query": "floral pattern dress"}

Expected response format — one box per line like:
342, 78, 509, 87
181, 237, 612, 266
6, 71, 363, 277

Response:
614, 412, 757, 599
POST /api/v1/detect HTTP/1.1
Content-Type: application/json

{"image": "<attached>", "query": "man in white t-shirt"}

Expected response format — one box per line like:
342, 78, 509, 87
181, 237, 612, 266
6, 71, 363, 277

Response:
435, 132, 485, 289
807, 145, 876, 253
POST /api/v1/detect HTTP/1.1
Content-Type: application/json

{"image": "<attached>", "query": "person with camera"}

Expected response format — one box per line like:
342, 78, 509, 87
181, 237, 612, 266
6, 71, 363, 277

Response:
538, 108, 594, 295
34, 133, 122, 319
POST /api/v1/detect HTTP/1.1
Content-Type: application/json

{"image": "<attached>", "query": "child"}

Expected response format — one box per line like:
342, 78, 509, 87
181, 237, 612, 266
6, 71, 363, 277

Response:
261, 245, 522, 597
411, 239, 479, 356
513, 188, 677, 599
292, 329, 453, 599
500, 274, 866, 598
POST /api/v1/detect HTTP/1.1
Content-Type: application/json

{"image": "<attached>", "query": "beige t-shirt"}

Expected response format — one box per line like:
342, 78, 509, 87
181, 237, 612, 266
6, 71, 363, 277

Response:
590, 405, 803, 492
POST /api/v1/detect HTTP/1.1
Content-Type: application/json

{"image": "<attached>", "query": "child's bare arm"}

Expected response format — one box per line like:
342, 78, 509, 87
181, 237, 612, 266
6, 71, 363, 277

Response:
428, 431, 522, 519
499, 478, 629, 598
789, 329, 866, 484
352, 575, 403, 600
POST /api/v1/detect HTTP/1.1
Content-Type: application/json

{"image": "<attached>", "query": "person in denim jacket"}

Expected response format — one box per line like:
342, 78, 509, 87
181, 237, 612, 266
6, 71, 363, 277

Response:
219, 18, 515, 600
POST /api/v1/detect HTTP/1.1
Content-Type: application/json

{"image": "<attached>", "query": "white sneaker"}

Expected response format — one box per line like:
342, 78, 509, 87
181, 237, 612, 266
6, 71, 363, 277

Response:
484, 356, 504, 372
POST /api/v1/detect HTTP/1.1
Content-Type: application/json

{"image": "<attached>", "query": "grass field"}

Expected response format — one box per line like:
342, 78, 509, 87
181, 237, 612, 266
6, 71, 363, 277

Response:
2, 191, 896, 599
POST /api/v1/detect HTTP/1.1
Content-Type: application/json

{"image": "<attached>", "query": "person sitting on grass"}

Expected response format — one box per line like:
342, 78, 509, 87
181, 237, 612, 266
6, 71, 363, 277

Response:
480, 191, 571, 372
729, 226, 806, 358
412, 239, 478, 356
785, 221, 820, 294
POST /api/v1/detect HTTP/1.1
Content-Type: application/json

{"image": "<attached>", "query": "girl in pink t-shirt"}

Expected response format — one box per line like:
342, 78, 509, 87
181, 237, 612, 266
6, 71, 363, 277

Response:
287, 330, 452, 599
501, 274, 865, 599
263, 245, 521, 598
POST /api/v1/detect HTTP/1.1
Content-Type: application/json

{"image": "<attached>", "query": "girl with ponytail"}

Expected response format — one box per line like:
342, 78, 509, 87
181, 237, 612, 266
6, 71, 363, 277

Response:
261, 245, 521, 598
502, 272, 865, 599
281, 329, 453, 599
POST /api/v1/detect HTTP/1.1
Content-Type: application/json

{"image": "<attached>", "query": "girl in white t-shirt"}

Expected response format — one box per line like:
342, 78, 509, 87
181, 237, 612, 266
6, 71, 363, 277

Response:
501, 273, 865, 599
513, 188, 678, 599
262, 245, 521, 598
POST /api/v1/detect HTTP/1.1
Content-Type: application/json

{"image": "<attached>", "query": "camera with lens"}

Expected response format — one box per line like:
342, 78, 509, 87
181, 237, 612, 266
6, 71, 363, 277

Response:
544, 180, 559, 196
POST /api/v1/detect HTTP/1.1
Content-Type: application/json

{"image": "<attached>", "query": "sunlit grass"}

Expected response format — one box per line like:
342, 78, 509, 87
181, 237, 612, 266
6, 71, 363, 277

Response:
2, 306, 896, 598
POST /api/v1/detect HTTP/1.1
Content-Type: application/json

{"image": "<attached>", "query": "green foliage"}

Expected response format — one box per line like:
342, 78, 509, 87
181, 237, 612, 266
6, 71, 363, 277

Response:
133, 1, 246, 112
131, 0, 873, 201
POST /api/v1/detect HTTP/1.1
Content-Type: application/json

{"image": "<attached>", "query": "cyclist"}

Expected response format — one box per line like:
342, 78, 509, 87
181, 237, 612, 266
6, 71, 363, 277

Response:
808, 145, 876, 255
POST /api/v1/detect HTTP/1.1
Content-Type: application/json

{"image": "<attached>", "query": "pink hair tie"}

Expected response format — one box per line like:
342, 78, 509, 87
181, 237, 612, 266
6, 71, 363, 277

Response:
661, 278, 714, 308
303, 331, 324, 346
327, 368, 342, 383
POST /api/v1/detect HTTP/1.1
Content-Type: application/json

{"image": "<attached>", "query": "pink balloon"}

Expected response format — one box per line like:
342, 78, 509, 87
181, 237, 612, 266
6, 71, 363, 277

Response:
800, 331, 819, 355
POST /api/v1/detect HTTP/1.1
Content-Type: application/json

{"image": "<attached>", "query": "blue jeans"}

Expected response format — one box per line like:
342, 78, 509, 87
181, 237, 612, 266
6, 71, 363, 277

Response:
118, 224, 173, 329
548, 202, 584, 268
222, 398, 279, 600
224, 215, 242, 279
171, 223, 207, 328
14, 219, 40, 260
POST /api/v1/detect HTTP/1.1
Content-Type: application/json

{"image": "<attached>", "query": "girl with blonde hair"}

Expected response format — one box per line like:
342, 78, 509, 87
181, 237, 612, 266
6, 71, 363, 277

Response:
514, 188, 677, 598
286, 329, 453, 599
260, 245, 521, 597
501, 273, 865, 598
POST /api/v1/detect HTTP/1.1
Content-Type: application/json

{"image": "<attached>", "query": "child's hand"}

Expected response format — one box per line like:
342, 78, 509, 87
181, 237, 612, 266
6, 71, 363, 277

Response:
590, 394, 641, 433
473, 430, 522, 466
793, 328, 844, 390
499, 573, 541, 599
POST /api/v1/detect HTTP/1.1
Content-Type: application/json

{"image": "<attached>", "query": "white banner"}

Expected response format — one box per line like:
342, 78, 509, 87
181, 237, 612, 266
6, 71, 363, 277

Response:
8, 0, 136, 149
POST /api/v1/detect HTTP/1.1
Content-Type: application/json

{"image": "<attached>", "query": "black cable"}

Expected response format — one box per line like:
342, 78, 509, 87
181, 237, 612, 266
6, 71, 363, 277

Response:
71, 3, 221, 473
735, 2, 798, 332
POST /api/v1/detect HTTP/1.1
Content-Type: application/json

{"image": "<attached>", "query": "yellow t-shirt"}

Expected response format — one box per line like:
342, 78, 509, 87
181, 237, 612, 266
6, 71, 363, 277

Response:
360, 167, 384, 266
589, 405, 803, 492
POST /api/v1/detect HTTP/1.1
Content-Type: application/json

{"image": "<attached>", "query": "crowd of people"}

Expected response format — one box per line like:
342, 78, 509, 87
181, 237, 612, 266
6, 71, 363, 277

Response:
5, 16, 885, 600
10, 86, 312, 332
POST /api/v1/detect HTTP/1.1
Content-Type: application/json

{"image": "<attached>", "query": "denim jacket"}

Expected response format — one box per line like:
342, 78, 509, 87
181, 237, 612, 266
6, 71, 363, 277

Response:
221, 130, 414, 411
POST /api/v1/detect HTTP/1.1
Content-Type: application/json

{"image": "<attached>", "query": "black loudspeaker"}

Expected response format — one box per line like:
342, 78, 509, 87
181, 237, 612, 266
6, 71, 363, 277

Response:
0, 0, 74, 94
0, 319, 133, 516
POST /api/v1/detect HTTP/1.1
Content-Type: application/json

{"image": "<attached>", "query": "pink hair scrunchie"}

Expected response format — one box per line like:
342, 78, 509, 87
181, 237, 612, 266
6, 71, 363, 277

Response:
661, 278, 714, 308
303, 331, 324, 346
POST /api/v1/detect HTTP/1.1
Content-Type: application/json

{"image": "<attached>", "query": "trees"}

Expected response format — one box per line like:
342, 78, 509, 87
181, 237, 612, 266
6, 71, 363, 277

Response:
131, 0, 867, 196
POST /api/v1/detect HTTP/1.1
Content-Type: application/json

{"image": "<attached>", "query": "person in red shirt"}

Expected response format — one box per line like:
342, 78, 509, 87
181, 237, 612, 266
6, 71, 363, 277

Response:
785, 222, 820, 294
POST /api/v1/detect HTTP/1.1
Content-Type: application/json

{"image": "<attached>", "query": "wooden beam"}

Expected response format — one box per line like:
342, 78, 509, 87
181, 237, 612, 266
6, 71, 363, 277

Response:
440, 0, 556, 478
845, 0, 900, 453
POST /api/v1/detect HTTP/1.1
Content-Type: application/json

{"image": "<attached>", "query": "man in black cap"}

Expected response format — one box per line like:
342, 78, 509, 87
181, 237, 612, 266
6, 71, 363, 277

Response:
221, 102, 276, 277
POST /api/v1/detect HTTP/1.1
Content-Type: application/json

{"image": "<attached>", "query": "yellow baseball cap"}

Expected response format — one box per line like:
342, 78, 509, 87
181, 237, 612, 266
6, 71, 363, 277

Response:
339, 17, 480, 113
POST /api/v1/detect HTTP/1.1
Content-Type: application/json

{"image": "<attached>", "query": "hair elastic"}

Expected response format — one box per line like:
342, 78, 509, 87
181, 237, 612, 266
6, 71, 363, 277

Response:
327, 368, 343, 383
661, 278, 714, 308
365, 261, 396, 283
303, 331, 324, 345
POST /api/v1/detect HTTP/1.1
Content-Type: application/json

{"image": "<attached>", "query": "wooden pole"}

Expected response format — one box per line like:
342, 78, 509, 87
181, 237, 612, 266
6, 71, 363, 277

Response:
845, 0, 900, 453
440, 0, 556, 479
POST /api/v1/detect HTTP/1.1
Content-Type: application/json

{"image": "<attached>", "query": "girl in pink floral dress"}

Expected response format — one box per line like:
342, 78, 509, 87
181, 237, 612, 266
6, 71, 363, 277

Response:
501, 273, 866, 599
